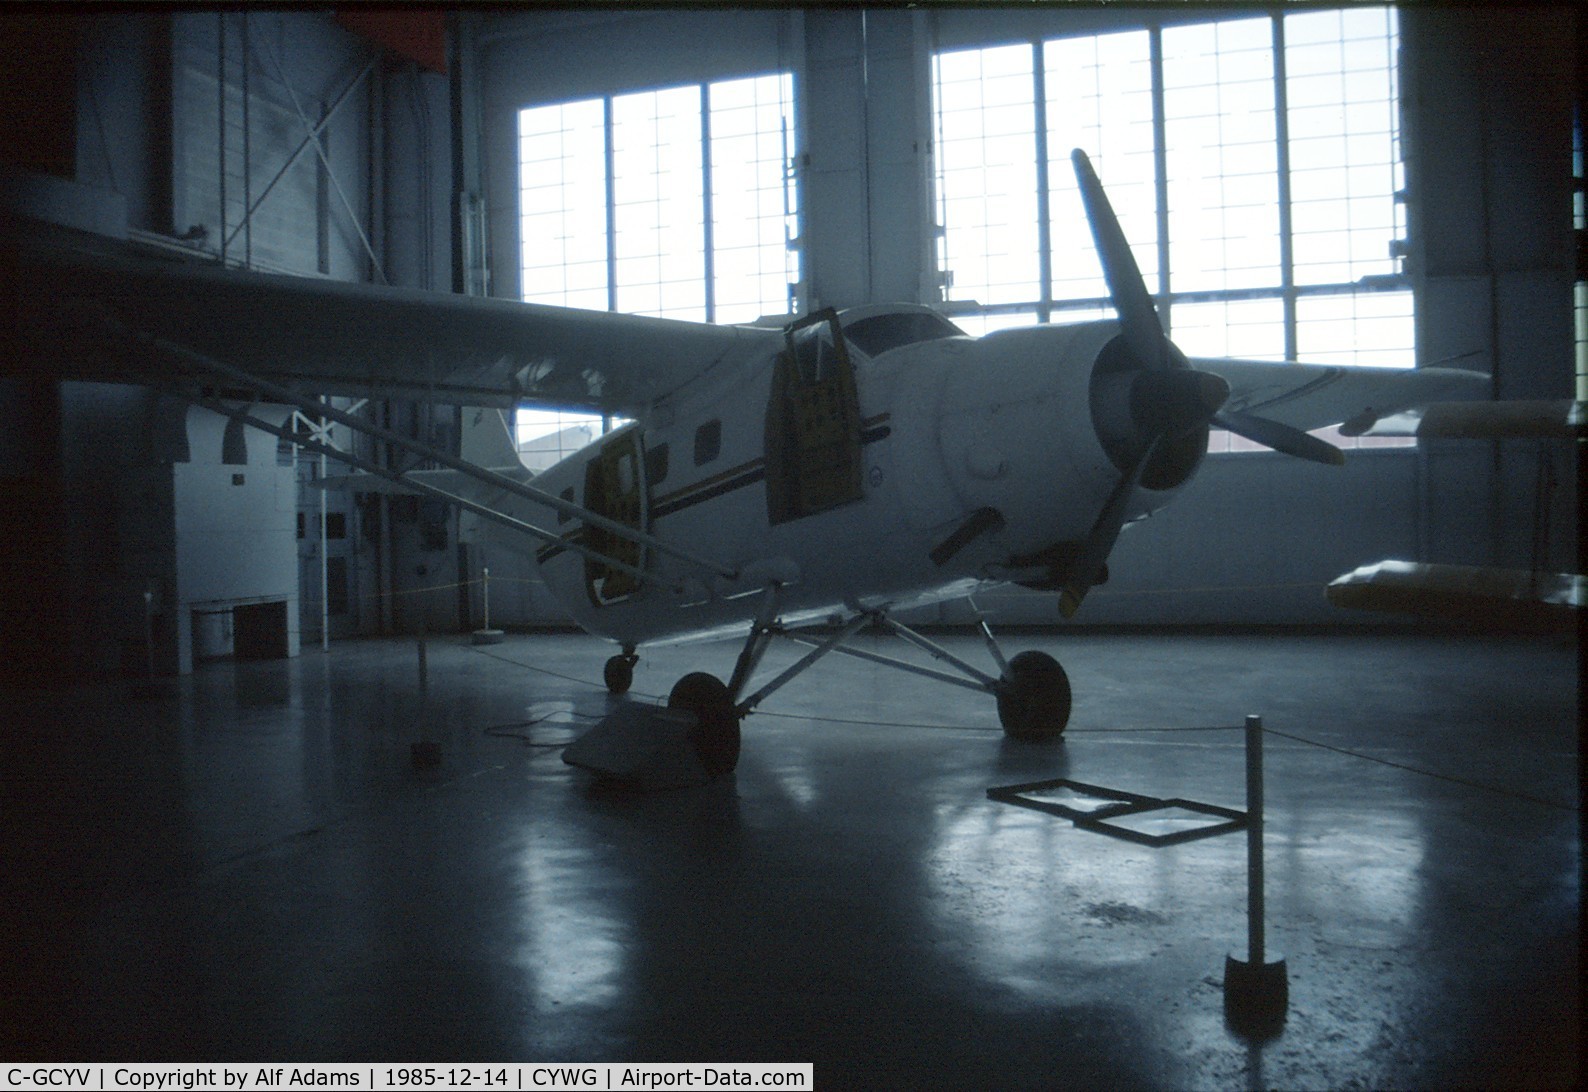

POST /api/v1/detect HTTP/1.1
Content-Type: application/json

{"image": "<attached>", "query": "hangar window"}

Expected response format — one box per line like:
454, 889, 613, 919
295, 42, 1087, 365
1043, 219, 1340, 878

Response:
932, 7, 1412, 452
516, 73, 798, 453
518, 73, 799, 325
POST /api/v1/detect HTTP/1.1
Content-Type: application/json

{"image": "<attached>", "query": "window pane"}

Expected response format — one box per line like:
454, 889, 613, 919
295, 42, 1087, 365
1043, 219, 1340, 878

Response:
950, 310, 1042, 337
1169, 296, 1286, 360
612, 85, 707, 320
1162, 18, 1281, 293
514, 409, 601, 472
1286, 7, 1402, 287
519, 74, 797, 328
1045, 31, 1157, 302
1295, 289, 1413, 368
933, 44, 1042, 307
710, 72, 798, 324
518, 99, 608, 310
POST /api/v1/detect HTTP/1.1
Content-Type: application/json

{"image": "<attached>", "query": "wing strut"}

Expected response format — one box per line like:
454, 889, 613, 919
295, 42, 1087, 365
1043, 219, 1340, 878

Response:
185, 391, 665, 591
110, 321, 739, 582
728, 602, 1005, 718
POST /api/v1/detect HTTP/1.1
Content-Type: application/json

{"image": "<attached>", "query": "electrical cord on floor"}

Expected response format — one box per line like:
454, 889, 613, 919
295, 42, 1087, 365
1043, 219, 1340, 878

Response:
482, 720, 587, 749
467, 644, 619, 691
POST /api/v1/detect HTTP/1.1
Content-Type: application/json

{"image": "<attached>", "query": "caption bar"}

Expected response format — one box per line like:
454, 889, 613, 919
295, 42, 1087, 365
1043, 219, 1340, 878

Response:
2, 1068, 812, 1092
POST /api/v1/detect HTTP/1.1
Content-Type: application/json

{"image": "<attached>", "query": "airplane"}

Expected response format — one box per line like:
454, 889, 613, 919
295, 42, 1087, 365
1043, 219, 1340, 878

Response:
0, 151, 1490, 779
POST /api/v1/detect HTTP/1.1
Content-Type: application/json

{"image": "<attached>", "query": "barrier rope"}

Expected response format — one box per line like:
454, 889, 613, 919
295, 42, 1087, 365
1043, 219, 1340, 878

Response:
1260, 724, 1578, 813
316, 572, 544, 612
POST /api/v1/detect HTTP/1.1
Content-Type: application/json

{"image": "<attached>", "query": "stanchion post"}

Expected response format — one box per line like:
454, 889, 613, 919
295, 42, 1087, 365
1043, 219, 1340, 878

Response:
472, 564, 504, 645
1247, 713, 1265, 966
1225, 713, 1288, 1037
411, 624, 441, 768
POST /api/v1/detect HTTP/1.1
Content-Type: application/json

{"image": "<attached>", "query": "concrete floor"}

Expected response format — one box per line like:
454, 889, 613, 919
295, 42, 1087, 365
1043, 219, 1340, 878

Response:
1, 628, 1578, 1088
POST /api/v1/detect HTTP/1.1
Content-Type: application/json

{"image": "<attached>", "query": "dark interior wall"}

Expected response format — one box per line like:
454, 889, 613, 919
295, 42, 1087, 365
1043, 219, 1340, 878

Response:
58, 383, 182, 677
1402, 7, 1578, 575
1, 11, 462, 679
76, 13, 170, 233
0, 380, 68, 685
0, 15, 79, 179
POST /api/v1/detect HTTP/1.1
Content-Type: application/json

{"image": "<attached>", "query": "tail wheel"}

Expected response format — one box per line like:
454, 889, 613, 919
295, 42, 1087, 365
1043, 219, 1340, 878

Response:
997, 651, 1071, 741
667, 672, 741, 777
603, 654, 637, 694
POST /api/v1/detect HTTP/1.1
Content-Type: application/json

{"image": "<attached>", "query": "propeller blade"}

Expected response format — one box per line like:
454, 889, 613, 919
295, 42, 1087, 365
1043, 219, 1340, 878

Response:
1072, 148, 1167, 370
1060, 436, 1160, 618
1213, 409, 1346, 466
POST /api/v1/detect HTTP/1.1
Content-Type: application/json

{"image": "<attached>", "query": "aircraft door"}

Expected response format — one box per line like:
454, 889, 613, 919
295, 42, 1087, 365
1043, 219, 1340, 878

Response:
765, 309, 865, 525
582, 431, 647, 603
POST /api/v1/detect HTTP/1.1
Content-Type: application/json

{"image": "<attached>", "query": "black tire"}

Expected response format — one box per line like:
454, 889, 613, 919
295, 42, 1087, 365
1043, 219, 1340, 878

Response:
667, 672, 741, 777
603, 655, 634, 694
996, 650, 1071, 741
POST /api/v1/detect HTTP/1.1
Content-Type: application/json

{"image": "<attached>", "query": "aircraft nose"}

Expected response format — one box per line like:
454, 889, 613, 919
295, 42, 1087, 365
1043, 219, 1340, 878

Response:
1128, 367, 1230, 436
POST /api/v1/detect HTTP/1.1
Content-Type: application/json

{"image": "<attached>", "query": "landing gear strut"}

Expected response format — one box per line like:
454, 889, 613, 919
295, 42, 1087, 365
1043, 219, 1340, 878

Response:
599, 592, 1071, 785
712, 590, 1072, 747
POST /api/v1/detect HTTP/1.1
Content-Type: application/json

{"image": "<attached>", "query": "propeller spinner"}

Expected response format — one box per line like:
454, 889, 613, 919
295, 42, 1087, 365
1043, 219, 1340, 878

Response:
1060, 149, 1343, 617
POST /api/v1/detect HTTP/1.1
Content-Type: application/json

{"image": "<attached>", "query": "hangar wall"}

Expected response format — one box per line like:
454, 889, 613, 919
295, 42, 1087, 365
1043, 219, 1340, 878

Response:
2, 10, 458, 681
476, 6, 1577, 629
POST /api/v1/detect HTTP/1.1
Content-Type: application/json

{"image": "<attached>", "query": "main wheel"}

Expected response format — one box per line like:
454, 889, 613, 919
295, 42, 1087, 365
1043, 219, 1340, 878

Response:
667, 672, 741, 778
996, 650, 1071, 741
603, 654, 636, 694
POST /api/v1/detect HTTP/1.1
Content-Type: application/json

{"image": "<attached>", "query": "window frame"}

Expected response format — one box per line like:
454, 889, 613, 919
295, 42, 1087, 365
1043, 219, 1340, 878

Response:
931, 8, 1414, 451
517, 72, 800, 326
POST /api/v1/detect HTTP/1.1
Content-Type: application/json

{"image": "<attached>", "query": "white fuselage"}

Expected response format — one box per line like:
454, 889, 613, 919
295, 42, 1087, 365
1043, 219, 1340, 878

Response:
488, 315, 1187, 648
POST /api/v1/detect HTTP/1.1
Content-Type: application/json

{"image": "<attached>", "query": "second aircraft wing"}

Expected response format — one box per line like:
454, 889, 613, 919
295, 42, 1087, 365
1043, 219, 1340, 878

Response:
1194, 356, 1491, 434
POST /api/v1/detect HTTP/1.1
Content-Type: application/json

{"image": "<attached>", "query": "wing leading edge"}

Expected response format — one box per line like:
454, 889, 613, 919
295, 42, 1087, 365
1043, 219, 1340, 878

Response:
0, 210, 781, 416
1194, 357, 1491, 434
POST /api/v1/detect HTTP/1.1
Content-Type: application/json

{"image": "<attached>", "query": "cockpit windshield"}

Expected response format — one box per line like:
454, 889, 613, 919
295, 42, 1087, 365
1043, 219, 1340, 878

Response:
842, 309, 964, 358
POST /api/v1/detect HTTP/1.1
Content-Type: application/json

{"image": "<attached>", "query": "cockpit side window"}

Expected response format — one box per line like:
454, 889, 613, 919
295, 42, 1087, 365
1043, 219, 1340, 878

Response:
843, 311, 964, 358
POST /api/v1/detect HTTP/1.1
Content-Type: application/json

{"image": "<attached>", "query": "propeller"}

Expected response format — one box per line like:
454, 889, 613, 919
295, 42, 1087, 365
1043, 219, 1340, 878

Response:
1059, 150, 1343, 616
1212, 407, 1346, 466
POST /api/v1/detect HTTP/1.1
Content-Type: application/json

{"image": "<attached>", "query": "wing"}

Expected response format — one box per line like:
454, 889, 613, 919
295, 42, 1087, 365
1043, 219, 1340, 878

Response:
1328, 560, 1583, 632
0, 211, 781, 416
1193, 357, 1492, 433
1344, 398, 1585, 440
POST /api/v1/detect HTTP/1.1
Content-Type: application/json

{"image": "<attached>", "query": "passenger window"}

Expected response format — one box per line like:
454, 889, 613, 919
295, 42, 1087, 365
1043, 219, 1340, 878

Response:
694, 420, 722, 466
